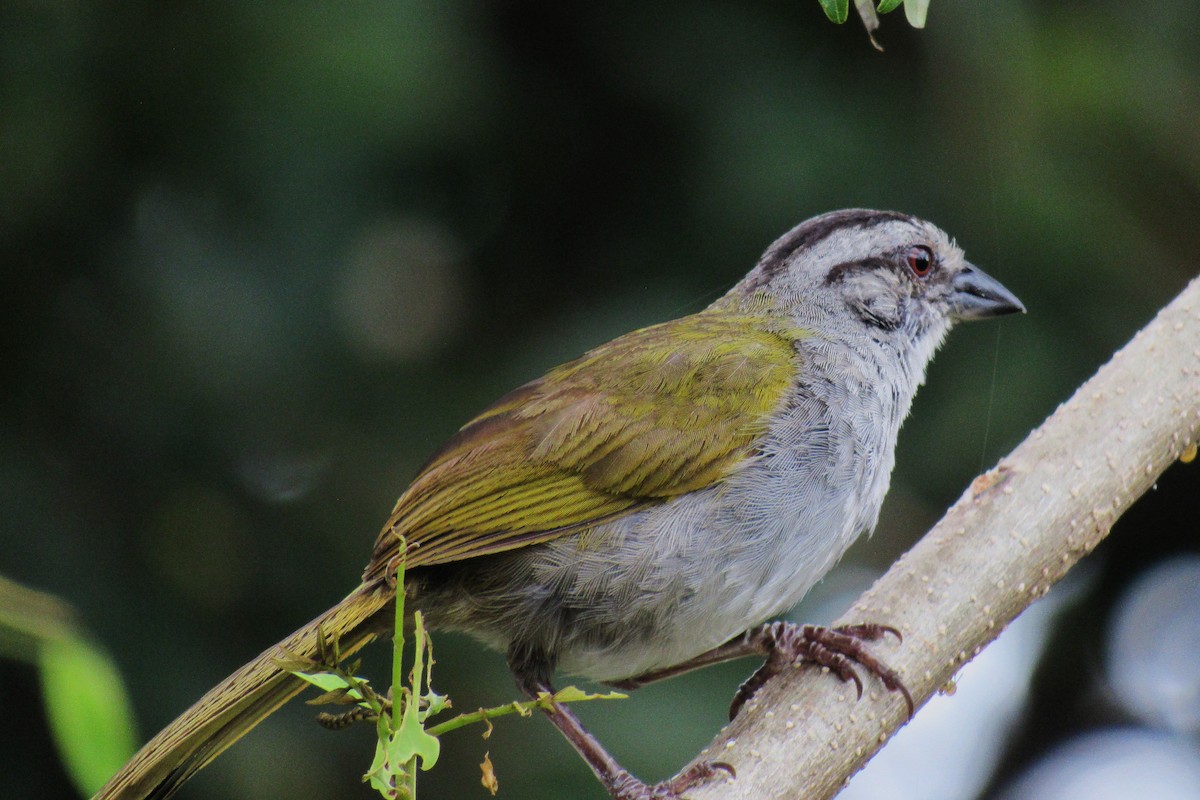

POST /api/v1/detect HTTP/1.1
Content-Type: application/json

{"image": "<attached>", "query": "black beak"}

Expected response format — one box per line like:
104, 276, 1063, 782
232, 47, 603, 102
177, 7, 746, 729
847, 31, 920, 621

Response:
950, 263, 1025, 320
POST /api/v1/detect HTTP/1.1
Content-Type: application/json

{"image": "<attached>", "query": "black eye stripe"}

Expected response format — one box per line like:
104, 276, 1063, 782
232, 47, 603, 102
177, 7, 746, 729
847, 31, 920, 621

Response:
822, 256, 894, 285
823, 244, 938, 285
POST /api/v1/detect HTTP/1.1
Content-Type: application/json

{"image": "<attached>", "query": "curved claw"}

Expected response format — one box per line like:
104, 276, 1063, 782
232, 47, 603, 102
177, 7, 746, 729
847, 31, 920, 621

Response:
848, 669, 864, 700
881, 676, 916, 719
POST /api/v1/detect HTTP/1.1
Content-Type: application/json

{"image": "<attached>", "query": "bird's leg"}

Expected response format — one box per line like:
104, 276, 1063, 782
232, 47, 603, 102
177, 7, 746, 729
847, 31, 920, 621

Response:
510, 648, 733, 800
606, 629, 778, 690
610, 622, 912, 721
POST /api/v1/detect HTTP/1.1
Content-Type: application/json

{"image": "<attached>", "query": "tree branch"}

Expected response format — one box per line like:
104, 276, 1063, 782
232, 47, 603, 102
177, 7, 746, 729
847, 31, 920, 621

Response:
687, 276, 1200, 799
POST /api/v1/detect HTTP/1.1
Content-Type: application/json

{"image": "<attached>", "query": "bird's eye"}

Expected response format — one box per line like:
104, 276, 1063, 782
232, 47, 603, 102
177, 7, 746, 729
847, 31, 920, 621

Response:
906, 245, 934, 279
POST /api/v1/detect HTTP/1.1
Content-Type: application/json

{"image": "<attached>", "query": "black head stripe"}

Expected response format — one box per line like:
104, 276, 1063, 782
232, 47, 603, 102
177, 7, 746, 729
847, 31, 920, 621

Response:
750, 209, 913, 288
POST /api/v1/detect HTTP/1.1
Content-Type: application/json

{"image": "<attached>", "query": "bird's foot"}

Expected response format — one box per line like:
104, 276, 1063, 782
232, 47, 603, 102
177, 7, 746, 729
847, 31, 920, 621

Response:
607, 761, 735, 800
729, 621, 912, 720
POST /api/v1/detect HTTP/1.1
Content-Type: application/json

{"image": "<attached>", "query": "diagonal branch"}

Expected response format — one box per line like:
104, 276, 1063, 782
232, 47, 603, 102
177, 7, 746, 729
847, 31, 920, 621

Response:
687, 276, 1200, 800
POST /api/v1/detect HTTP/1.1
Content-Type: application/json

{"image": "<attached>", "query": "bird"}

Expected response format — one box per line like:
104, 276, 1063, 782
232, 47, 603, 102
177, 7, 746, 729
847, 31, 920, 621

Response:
94, 208, 1024, 800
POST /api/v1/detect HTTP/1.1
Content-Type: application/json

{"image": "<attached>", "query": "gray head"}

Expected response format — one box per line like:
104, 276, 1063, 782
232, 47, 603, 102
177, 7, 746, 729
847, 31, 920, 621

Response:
733, 209, 1024, 350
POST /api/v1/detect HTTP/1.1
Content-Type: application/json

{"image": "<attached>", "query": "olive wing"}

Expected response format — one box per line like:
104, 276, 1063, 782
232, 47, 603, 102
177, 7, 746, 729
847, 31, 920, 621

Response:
366, 312, 803, 576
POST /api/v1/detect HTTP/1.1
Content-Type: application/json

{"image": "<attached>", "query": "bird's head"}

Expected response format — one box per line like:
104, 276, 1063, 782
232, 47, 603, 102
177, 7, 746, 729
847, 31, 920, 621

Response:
732, 209, 1024, 351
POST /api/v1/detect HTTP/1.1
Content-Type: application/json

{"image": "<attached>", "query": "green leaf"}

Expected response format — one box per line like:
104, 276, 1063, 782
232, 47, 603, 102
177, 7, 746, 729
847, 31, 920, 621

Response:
39, 636, 138, 796
421, 689, 451, 720
292, 670, 368, 702
364, 736, 395, 796
818, 0, 850, 24
876, 0, 904, 13
904, 0, 929, 27
390, 700, 442, 772
550, 686, 627, 704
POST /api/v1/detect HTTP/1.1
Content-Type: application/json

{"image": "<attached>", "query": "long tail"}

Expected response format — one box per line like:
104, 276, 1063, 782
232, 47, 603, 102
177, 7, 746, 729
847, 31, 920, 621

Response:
93, 582, 393, 800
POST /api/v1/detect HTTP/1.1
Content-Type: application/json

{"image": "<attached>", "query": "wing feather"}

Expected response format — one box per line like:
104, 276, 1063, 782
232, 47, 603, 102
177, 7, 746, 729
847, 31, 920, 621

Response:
365, 308, 805, 577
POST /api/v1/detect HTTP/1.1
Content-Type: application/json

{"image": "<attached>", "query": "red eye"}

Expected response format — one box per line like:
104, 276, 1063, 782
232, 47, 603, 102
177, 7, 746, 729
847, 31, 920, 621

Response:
906, 245, 934, 278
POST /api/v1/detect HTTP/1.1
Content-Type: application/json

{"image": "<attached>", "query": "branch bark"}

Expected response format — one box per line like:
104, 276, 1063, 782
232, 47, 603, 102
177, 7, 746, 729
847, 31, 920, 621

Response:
687, 276, 1200, 800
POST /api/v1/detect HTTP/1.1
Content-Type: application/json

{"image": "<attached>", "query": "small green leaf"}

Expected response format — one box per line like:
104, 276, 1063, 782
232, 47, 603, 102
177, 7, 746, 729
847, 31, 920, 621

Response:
904, 0, 929, 27
387, 722, 441, 773
39, 636, 138, 796
364, 737, 394, 795
818, 0, 850, 24
876, 0, 903, 13
551, 686, 627, 704
393, 689, 441, 770
292, 670, 367, 702
422, 690, 451, 720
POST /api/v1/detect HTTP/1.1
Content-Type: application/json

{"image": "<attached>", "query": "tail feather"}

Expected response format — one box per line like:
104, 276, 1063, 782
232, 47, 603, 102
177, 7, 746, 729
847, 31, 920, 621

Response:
94, 583, 393, 800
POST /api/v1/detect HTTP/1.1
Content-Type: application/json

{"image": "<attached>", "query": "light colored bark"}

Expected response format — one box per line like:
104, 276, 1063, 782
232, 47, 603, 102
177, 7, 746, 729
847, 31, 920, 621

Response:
686, 276, 1200, 800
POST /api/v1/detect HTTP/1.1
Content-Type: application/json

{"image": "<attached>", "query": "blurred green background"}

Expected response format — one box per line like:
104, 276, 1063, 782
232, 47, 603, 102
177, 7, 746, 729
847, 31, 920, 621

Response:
3, 1, 1198, 799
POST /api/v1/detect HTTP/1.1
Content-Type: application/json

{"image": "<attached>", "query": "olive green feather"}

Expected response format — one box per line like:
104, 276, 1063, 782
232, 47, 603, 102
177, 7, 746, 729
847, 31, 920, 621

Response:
366, 308, 807, 576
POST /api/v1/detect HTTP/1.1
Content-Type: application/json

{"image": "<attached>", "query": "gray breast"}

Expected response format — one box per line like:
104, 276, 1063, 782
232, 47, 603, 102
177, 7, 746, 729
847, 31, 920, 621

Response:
415, 335, 921, 683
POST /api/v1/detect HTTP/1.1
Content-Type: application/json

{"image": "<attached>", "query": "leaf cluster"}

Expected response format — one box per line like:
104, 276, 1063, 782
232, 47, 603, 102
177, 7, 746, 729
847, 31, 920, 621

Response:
289, 545, 623, 798
818, 0, 929, 28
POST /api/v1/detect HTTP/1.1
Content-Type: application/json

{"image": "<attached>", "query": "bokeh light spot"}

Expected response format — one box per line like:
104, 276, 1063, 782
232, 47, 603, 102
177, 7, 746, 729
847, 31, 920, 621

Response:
1107, 555, 1200, 733
336, 217, 467, 361
1000, 728, 1200, 800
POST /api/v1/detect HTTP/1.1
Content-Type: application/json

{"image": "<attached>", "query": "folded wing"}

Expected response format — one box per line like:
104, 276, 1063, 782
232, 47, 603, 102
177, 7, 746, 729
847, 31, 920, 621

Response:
365, 310, 805, 577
